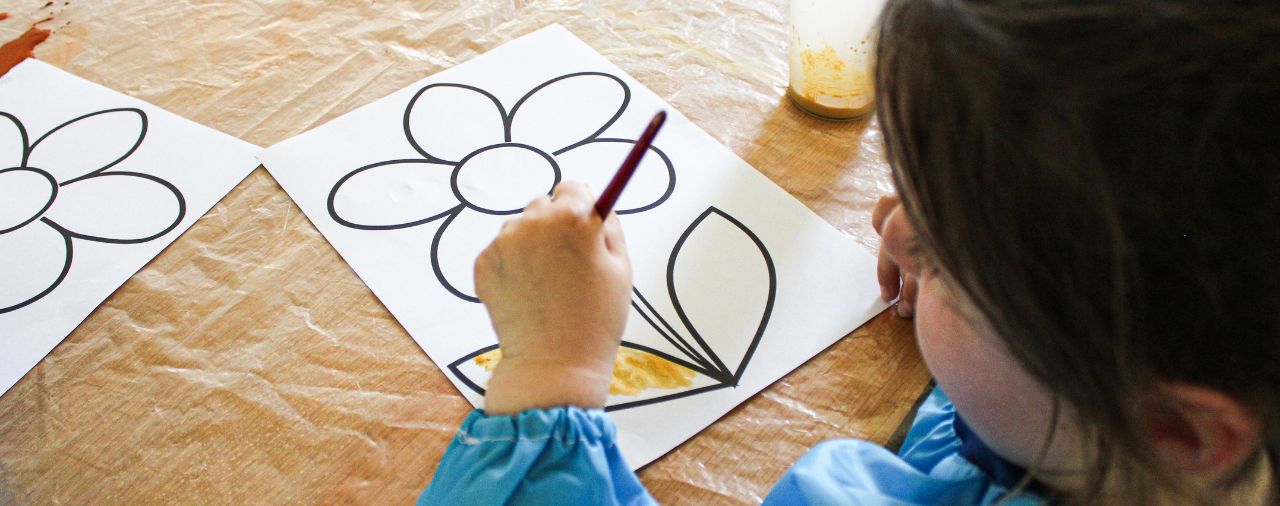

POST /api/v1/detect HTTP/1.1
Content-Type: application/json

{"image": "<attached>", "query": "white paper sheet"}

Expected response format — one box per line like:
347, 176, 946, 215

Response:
258, 24, 888, 468
0, 60, 260, 397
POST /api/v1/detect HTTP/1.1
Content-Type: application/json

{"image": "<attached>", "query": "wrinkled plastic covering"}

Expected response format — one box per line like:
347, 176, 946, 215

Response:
0, 1, 930, 504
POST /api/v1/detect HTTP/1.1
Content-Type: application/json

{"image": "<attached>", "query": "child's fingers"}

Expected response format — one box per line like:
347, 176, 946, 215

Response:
877, 247, 902, 301
897, 274, 918, 318
551, 181, 594, 216
523, 195, 552, 216
872, 195, 901, 235
874, 195, 908, 303
602, 212, 628, 256
474, 242, 501, 303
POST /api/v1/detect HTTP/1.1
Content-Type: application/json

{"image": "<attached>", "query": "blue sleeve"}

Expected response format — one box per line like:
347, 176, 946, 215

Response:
762, 387, 1047, 505
419, 407, 656, 506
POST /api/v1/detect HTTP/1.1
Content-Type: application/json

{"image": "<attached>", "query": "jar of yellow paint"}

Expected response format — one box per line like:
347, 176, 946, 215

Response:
787, 0, 885, 120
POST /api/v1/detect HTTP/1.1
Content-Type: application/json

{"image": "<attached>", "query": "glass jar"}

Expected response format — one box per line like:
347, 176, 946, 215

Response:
787, 0, 885, 121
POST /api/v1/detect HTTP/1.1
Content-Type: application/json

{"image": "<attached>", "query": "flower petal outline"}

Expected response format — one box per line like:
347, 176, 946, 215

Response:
667, 207, 776, 385
328, 159, 460, 230
0, 167, 57, 235
556, 138, 675, 215
0, 111, 29, 169
508, 72, 630, 155
44, 171, 186, 244
446, 341, 735, 412
27, 108, 146, 184
0, 220, 72, 314
430, 206, 511, 303
404, 84, 509, 164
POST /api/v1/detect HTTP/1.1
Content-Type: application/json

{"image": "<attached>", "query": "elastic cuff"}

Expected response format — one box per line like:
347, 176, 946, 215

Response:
457, 406, 616, 447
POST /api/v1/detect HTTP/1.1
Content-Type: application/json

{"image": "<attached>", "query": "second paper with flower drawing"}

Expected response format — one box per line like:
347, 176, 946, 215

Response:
0, 60, 260, 397
258, 24, 886, 467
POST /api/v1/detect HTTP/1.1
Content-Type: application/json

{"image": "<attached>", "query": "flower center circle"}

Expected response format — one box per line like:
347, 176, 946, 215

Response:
452, 143, 560, 215
0, 167, 58, 234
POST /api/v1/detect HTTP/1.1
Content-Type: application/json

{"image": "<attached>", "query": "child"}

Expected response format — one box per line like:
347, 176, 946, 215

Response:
420, 0, 1279, 503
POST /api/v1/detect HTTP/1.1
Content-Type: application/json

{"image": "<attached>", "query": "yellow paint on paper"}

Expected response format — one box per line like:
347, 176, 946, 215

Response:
473, 347, 696, 396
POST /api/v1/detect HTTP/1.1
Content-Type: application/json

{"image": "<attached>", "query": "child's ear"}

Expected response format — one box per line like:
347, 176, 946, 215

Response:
1143, 384, 1261, 477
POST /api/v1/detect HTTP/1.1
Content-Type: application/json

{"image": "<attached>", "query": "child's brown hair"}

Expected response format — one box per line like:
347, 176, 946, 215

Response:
875, 0, 1279, 501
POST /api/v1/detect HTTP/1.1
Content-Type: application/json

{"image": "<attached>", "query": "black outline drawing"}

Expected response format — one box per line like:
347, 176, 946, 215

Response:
448, 206, 777, 411
0, 108, 187, 314
451, 143, 562, 216
325, 71, 777, 410
328, 72, 676, 303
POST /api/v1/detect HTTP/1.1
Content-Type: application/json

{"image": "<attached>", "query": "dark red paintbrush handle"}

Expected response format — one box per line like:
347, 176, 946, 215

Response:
594, 111, 667, 218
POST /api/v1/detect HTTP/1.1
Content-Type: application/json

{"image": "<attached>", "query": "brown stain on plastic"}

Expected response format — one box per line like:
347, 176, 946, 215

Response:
0, 26, 51, 77
475, 346, 695, 396
0, 13, 11, 21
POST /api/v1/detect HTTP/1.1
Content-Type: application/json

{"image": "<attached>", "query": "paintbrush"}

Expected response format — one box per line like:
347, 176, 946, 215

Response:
593, 110, 667, 218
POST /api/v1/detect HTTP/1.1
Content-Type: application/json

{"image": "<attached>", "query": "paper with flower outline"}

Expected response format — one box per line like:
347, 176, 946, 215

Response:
323, 70, 780, 410
0, 108, 187, 314
257, 24, 888, 468
0, 59, 260, 398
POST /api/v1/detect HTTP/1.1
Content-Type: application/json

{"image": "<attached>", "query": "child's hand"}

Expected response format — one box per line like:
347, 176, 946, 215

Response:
872, 195, 920, 318
475, 181, 633, 415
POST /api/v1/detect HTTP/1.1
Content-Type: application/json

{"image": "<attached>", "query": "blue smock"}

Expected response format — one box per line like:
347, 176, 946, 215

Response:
419, 387, 1051, 505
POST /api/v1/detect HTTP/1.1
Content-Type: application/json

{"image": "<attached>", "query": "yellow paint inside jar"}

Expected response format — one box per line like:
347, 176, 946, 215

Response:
788, 44, 875, 120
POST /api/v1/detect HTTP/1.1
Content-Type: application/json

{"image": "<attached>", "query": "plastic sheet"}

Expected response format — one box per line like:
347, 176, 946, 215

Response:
0, 1, 929, 503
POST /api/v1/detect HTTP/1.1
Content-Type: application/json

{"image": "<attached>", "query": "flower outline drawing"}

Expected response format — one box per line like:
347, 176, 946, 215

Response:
326, 71, 676, 302
0, 108, 187, 314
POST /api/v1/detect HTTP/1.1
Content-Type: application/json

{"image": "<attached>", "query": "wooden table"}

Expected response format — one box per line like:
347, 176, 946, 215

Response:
0, 1, 930, 503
